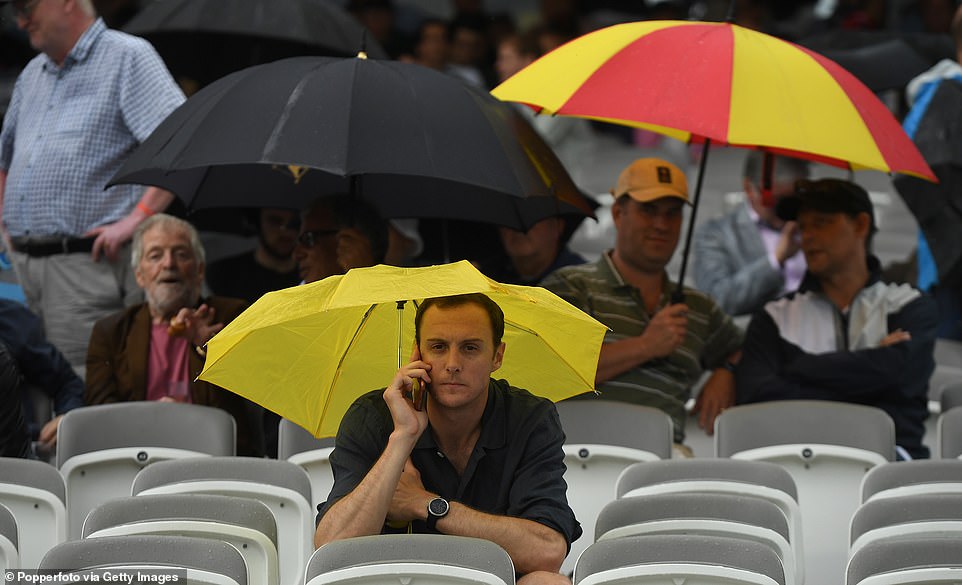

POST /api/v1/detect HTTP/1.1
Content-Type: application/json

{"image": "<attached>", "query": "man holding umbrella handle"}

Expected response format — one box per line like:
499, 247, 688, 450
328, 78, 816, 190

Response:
315, 293, 579, 585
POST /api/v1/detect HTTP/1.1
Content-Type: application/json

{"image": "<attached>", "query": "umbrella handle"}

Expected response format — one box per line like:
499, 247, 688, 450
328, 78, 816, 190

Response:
674, 138, 712, 304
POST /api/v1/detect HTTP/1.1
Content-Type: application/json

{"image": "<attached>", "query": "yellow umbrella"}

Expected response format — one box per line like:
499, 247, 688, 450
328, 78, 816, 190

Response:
199, 260, 607, 437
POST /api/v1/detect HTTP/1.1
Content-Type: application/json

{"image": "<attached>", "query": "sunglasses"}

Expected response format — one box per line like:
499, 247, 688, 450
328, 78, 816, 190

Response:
297, 229, 338, 248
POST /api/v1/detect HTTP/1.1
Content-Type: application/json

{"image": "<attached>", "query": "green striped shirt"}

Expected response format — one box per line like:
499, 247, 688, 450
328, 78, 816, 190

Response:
541, 252, 744, 442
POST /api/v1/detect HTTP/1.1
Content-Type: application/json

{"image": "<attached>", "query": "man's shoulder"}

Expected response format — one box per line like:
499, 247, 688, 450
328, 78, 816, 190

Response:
92, 303, 148, 337
492, 379, 556, 420
541, 256, 605, 286
205, 296, 250, 323
97, 27, 159, 54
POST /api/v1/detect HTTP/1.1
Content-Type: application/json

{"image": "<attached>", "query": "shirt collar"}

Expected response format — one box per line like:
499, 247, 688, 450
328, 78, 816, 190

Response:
44, 18, 105, 71
600, 250, 672, 305
414, 379, 506, 452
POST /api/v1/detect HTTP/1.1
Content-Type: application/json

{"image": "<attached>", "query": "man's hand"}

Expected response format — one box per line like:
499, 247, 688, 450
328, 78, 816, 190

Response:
640, 303, 688, 359
85, 215, 141, 262
37, 414, 63, 451
880, 329, 911, 347
388, 458, 432, 523
774, 221, 801, 266
383, 345, 431, 442
691, 369, 735, 435
169, 304, 222, 348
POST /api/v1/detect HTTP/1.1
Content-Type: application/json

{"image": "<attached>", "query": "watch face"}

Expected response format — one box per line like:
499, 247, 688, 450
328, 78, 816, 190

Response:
429, 497, 449, 517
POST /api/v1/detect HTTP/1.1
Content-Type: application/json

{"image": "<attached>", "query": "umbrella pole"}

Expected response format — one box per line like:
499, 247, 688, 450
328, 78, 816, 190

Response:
672, 138, 712, 304
396, 300, 406, 368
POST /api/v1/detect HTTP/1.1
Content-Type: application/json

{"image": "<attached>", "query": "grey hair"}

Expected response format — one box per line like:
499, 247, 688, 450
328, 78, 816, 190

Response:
131, 214, 206, 269
742, 151, 810, 187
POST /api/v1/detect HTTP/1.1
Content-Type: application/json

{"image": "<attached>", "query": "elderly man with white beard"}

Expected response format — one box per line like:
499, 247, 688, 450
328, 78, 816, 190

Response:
84, 214, 260, 455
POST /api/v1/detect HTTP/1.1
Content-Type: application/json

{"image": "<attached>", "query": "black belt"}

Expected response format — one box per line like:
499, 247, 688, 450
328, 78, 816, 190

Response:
10, 237, 96, 258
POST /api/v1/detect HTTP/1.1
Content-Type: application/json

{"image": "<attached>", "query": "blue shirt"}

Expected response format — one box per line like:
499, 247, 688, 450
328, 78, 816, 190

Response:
0, 19, 184, 237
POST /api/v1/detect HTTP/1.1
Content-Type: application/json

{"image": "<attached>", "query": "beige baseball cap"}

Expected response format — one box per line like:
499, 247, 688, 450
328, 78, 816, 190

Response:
612, 158, 689, 204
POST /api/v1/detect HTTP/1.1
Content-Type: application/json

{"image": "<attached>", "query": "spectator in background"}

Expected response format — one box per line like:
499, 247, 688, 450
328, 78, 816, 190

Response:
294, 198, 342, 286
85, 214, 260, 455
542, 159, 743, 453
494, 30, 596, 177
693, 152, 810, 316
0, 0, 184, 371
0, 341, 31, 458
0, 299, 83, 456
206, 208, 301, 303
405, 18, 484, 87
481, 217, 585, 285
347, 0, 411, 59
448, 13, 494, 87
736, 179, 937, 459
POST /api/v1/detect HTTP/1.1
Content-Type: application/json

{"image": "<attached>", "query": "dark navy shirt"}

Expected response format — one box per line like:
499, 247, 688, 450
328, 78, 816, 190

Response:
318, 378, 582, 548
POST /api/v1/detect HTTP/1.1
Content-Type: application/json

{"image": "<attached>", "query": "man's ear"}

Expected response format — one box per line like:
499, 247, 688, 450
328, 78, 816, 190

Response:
491, 342, 506, 372
854, 212, 871, 239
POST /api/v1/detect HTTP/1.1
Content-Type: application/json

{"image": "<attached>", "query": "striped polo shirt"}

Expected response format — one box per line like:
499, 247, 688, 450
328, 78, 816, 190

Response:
541, 251, 744, 442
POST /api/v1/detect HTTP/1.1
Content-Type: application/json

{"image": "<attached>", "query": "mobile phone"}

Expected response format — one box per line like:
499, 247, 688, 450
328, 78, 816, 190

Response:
411, 378, 426, 411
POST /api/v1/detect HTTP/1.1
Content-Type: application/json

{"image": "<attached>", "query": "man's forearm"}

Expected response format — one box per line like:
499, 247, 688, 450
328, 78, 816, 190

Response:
437, 503, 567, 575
314, 432, 415, 548
596, 337, 653, 384
139, 187, 174, 216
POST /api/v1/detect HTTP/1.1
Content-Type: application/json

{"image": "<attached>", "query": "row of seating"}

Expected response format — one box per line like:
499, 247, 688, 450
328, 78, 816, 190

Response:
4, 399, 962, 583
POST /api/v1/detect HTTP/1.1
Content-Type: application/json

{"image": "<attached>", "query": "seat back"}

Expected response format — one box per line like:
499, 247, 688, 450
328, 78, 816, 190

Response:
850, 493, 962, 555
0, 457, 66, 568
860, 460, 962, 502
716, 401, 894, 585
305, 534, 515, 585
938, 407, 962, 459
0, 503, 19, 572
595, 493, 797, 585
939, 382, 962, 413
39, 534, 248, 585
846, 535, 962, 585
554, 400, 672, 575
574, 534, 785, 585
616, 459, 803, 581
56, 403, 236, 539
132, 457, 312, 585
83, 494, 279, 585
277, 419, 335, 506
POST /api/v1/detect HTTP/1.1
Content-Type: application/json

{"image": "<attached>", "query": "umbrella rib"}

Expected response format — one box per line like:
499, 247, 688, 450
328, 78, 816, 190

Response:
317, 303, 379, 433
505, 319, 596, 390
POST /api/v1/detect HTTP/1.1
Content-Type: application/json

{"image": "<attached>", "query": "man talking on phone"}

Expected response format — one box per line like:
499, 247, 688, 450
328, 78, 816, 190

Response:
314, 293, 580, 585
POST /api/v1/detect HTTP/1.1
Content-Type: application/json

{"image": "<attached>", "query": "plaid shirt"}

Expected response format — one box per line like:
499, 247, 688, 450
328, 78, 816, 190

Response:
541, 251, 744, 442
0, 19, 184, 237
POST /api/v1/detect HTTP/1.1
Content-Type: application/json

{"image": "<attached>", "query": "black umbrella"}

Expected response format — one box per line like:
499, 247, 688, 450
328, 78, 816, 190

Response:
110, 56, 595, 232
818, 39, 931, 93
894, 79, 962, 285
123, 0, 387, 89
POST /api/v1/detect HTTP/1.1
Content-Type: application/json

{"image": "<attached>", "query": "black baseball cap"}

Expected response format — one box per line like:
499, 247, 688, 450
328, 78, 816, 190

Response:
776, 178, 876, 232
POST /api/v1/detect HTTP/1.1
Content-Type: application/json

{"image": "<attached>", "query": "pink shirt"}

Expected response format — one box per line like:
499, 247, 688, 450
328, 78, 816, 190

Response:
146, 323, 192, 403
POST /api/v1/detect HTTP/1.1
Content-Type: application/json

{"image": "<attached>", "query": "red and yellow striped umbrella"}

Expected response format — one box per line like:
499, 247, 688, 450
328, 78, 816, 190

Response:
492, 20, 934, 180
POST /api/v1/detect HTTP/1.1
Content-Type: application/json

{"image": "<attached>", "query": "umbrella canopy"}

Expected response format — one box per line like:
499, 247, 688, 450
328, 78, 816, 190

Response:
894, 79, 962, 286
123, 0, 387, 88
491, 20, 934, 179
110, 56, 595, 231
199, 260, 607, 438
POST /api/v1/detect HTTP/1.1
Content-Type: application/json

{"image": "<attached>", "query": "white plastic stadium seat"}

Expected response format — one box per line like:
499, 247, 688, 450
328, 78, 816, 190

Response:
277, 418, 335, 507
554, 400, 672, 575
305, 534, 515, 585
0, 457, 66, 568
56, 402, 236, 539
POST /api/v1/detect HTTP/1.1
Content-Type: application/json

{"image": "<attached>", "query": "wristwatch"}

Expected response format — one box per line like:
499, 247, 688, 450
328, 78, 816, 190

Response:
426, 496, 449, 531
